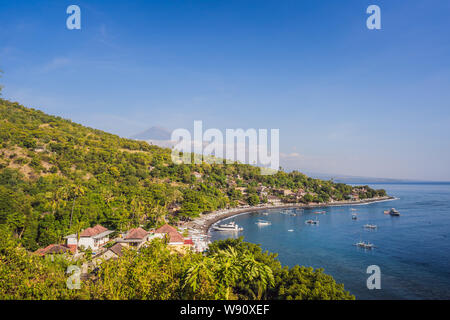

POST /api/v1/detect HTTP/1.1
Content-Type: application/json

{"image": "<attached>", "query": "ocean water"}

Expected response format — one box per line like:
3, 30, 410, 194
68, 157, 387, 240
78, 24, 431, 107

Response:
209, 183, 450, 300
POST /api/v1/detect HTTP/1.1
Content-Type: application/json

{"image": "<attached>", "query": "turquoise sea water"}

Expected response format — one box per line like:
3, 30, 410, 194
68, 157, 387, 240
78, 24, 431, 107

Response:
209, 183, 450, 299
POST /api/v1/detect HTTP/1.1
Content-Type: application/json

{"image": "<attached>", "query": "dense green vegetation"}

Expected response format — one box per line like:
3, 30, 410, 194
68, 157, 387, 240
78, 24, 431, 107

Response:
0, 227, 354, 300
0, 98, 386, 251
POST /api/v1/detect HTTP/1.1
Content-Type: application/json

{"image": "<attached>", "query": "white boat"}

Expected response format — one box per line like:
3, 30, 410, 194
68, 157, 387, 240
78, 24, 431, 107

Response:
256, 219, 272, 226
305, 219, 319, 225
212, 221, 243, 232
364, 224, 378, 229
388, 208, 400, 216
261, 212, 269, 216
354, 241, 375, 249
288, 229, 294, 232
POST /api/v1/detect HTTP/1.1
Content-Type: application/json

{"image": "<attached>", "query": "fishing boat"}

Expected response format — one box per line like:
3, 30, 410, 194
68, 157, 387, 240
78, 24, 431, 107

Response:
364, 224, 378, 229
354, 241, 375, 249
256, 219, 271, 226
388, 208, 400, 216
212, 221, 243, 232
352, 213, 358, 220
305, 219, 319, 225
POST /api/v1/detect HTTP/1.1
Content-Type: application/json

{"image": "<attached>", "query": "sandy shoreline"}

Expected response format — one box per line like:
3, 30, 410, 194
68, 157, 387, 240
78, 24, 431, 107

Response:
182, 196, 396, 237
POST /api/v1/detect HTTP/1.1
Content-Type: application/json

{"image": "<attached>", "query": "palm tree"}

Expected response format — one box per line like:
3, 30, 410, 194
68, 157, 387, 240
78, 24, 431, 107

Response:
65, 184, 86, 229
239, 253, 274, 299
183, 259, 215, 297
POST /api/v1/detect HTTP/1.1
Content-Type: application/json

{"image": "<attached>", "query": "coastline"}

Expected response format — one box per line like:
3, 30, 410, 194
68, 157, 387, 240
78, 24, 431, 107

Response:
182, 196, 396, 237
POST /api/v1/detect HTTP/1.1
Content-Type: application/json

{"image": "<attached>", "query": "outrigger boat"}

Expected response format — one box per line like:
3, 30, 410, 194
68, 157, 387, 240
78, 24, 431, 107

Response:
305, 219, 319, 225
256, 219, 272, 226
213, 221, 243, 232
364, 224, 378, 229
354, 241, 375, 249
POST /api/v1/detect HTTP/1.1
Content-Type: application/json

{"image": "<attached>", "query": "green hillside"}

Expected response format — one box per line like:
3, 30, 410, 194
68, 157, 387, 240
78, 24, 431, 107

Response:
0, 98, 386, 250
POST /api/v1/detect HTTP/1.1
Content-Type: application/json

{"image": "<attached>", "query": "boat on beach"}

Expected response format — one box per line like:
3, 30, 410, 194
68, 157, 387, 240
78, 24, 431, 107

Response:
212, 221, 243, 232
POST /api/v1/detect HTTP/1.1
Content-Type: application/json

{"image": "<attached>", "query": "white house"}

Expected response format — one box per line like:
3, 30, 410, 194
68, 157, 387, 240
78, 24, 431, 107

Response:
267, 195, 282, 205
65, 225, 114, 251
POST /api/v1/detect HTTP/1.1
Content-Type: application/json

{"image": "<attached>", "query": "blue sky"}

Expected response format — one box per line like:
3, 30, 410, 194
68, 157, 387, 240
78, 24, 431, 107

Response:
1, 0, 450, 180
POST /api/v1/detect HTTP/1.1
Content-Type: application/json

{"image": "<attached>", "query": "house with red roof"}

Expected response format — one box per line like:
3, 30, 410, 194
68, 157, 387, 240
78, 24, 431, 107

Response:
154, 224, 193, 247
92, 243, 126, 266
64, 224, 114, 251
116, 227, 151, 248
34, 244, 76, 256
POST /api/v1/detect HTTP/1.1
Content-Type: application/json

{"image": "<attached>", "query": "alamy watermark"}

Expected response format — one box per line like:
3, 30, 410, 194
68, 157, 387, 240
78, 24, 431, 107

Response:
171, 121, 279, 175
66, 265, 81, 289
366, 265, 381, 290
66, 5, 81, 30
367, 5, 381, 30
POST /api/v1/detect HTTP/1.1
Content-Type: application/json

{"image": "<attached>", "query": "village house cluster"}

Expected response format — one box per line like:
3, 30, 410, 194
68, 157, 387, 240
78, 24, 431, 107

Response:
34, 223, 200, 263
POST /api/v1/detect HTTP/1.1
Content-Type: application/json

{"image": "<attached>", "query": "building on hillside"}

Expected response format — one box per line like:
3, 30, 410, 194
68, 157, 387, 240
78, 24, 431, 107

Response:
64, 225, 114, 251
267, 195, 282, 205
275, 189, 293, 196
34, 244, 76, 256
92, 243, 125, 266
235, 187, 247, 195
154, 224, 193, 248
192, 172, 203, 179
257, 186, 268, 197
168, 203, 182, 214
116, 227, 151, 248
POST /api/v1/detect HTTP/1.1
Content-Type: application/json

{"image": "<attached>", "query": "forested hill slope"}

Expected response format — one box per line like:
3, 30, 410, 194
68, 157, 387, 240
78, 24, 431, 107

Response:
0, 99, 386, 250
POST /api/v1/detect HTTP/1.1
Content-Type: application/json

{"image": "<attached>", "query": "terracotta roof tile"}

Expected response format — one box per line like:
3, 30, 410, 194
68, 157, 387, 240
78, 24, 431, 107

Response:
168, 231, 184, 243
34, 244, 71, 256
80, 224, 108, 237
124, 227, 149, 240
109, 243, 125, 257
155, 224, 178, 234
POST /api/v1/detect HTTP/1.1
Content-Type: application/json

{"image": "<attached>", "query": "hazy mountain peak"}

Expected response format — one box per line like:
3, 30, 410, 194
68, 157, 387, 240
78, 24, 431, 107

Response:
131, 126, 172, 141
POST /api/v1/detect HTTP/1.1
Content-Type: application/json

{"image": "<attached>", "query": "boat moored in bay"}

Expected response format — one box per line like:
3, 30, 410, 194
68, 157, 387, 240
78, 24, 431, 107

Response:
256, 219, 272, 226
212, 221, 243, 232
305, 219, 319, 225
388, 208, 400, 216
354, 241, 375, 249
